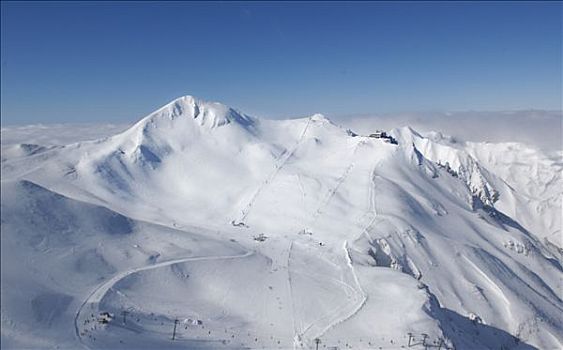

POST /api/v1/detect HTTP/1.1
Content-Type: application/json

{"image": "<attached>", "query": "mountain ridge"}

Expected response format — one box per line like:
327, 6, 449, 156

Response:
1, 95, 561, 349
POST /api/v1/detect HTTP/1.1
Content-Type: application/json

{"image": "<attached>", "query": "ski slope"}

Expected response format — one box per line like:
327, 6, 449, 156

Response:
1, 96, 561, 349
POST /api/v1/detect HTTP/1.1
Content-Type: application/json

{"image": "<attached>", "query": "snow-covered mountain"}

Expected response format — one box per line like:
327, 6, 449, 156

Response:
1, 96, 561, 350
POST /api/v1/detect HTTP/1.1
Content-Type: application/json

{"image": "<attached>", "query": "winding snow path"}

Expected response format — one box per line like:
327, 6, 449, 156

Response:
74, 250, 253, 348
306, 167, 380, 343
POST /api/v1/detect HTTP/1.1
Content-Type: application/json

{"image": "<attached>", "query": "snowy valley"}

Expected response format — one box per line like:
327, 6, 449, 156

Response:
1, 96, 561, 350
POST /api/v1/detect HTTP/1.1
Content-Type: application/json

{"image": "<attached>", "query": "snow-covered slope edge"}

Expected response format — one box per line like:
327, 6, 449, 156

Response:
391, 127, 562, 249
0, 179, 247, 348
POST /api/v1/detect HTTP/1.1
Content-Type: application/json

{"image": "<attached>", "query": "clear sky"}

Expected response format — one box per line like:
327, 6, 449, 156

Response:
1, 1, 561, 124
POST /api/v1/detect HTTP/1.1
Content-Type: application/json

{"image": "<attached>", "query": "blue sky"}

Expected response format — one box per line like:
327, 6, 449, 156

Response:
1, 1, 561, 124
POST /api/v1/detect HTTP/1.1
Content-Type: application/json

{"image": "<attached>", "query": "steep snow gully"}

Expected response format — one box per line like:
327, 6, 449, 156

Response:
1, 95, 562, 349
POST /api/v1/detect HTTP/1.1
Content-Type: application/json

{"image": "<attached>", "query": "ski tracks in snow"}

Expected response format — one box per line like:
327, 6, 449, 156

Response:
304, 165, 381, 343
235, 117, 312, 225
358, 168, 380, 241
290, 145, 382, 346
288, 241, 368, 348
311, 162, 355, 222
74, 250, 253, 349
310, 141, 364, 225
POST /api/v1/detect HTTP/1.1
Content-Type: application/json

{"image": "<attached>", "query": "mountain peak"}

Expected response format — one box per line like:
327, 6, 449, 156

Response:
169, 94, 197, 106
135, 95, 256, 132
310, 113, 329, 122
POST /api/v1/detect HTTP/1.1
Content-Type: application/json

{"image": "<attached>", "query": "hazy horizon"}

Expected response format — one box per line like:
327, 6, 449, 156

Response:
2, 2, 561, 124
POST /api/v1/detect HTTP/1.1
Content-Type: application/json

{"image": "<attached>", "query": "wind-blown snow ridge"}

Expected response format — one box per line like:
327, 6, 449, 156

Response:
114, 95, 258, 159
138, 95, 256, 129
390, 126, 561, 247
392, 126, 499, 207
